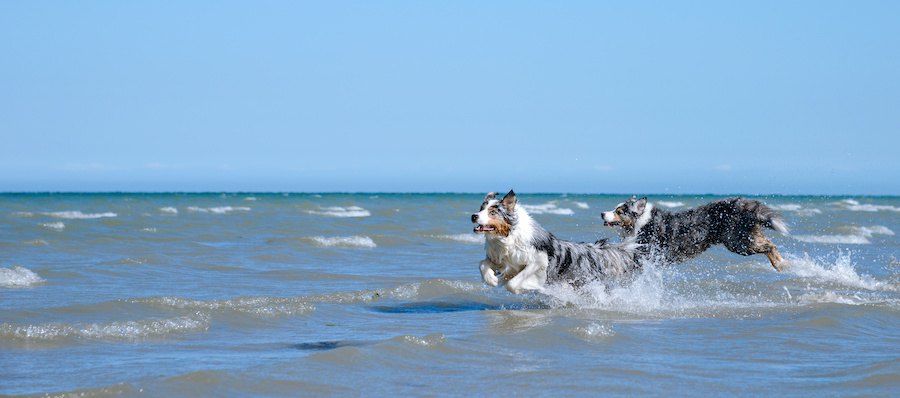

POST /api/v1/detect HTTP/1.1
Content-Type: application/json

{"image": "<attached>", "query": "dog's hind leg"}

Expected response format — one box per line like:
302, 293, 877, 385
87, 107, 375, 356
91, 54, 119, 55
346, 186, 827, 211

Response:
750, 229, 786, 272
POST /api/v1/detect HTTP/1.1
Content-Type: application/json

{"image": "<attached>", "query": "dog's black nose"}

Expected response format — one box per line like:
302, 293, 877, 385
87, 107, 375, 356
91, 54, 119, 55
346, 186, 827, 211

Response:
471, 214, 478, 223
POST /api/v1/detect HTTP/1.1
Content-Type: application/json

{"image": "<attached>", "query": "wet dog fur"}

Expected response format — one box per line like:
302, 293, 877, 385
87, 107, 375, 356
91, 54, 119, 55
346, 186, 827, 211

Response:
601, 197, 788, 271
471, 190, 639, 294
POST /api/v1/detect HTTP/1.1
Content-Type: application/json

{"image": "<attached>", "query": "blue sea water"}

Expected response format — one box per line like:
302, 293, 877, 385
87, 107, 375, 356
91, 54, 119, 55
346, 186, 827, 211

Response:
1, 193, 898, 396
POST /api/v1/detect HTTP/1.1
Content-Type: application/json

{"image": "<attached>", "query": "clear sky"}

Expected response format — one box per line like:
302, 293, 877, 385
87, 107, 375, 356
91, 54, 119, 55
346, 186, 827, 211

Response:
1, 1, 898, 194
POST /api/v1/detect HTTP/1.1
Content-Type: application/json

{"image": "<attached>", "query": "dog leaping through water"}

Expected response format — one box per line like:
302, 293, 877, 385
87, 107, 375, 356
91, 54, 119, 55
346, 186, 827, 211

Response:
471, 190, 639, 294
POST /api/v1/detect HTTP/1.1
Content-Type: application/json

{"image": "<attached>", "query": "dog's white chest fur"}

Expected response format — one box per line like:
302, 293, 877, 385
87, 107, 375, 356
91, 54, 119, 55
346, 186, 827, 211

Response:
481, 210, 548, 293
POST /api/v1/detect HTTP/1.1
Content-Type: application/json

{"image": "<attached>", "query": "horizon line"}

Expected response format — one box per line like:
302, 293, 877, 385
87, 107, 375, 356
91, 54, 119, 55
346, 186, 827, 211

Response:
0, 191, 895, 198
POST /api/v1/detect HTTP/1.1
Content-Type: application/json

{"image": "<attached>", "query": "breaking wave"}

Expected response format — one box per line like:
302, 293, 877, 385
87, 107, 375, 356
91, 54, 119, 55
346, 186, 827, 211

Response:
770, 203, 823, 216
41, 221, 65, 231
134, 296, 315, 317
794, 225, 894, 245
430, 234, 484, 244
309, 236, 377, 248
656, 201, 685, 208
835, 199, 900, 212
520, 202, 574, 215
573, 202, 590, 209
785, 252, 896, 292
0, 315, 209, 342
0, 266, 45, 288
305, 206, 371, 218
43, 211, 117, 219
187, 206, 251, 214
159, 207, 178, 214
794, 235, 871, 245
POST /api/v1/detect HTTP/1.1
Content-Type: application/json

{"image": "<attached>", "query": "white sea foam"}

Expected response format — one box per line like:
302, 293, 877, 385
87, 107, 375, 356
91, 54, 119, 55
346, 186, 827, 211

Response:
794, 225, 894, 245
793, 235, 871, 245
845, 225, 894, 238
141, 227, 158, 233
41, 222, 66, 231
244, 197, 257, 201
770, 203, 822, 216
573, 322, 616, 341
835, 199, 900, 212
137, 296, 315, 317
520, 202, 574, 215
44, 211, 117, 219
0, 266, 45, 288
786, 252, 896, 292
573, 202, 590, 209
11, 211, 34, 217
309, 236, 377, 248
0, 316, 209, 341
187, 206, 251, 214
656, 201, 685, 208
431, 234, 485, 244
305, 206, 371, 218
159, 207, 178, 214
796, 291, 873, 306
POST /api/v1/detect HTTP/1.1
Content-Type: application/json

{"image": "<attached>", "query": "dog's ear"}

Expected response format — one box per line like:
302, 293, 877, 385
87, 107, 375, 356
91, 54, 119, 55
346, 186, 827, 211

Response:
633, 197, 648, 214
483, 192, 498, 202
501, 190, 517, 212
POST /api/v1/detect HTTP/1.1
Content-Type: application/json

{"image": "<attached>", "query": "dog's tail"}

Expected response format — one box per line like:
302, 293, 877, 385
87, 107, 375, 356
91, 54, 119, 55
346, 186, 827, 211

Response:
593, 237, 642, 276
738, 198, 789, 235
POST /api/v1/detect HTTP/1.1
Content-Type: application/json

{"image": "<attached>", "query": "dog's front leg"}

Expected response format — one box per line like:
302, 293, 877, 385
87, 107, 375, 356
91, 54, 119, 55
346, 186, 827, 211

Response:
506, 252, 549, 294
479, 258, 502, 287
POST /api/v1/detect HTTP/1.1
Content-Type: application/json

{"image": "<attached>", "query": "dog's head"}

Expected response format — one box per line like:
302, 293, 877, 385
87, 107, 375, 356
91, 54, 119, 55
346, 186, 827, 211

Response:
471, 190, 517, 237
601, 196, 648, 233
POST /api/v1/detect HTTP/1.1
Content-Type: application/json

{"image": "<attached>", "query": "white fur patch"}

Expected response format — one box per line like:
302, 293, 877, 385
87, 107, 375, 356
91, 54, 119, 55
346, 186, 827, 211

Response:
633, 203, 654, 234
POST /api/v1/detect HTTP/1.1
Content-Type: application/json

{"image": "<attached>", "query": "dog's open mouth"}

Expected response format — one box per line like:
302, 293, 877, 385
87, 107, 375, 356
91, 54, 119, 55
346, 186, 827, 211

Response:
473, 225, 495, 233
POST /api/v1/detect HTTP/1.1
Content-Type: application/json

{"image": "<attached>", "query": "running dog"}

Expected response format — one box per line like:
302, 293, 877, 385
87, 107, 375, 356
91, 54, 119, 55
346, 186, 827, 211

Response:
471, 190, 639, 294
601, 197, 788, 271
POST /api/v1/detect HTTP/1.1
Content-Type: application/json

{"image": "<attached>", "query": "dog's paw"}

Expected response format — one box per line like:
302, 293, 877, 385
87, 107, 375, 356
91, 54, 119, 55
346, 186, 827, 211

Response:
483, 271, 499, 287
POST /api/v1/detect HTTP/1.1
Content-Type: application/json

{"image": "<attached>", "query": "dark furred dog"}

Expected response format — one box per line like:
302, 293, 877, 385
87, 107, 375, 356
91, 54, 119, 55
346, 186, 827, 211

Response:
472, 190, 639, 293
601, 197, 788, 271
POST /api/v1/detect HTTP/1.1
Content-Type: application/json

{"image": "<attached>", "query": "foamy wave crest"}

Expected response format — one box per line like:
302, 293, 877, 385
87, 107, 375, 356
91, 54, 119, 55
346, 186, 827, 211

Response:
135, 296, 315, 317
520, 202, 574, 215
44, 211, 117, 219
41, 221, 65, 231
394, 334, 446, 347
0, 266, 45, 288
786, 252, 896, 292
244, 197, 257, 201
305, 206, 371, 218
573, 202, 590, 209
846, 225, 894, 237
794, 225, 894, 245
572, 322, 616, 341
794, 235, 871, 245
796, 291, 889, 306
159, 207, 178, 214
771, 203, 822, 216
309, 236, 376, 248
187, 206, 251, 214
656, 201, 685, 208
431, 234, 485, 244
835, 199, 900, 212
0, 315, 209, 342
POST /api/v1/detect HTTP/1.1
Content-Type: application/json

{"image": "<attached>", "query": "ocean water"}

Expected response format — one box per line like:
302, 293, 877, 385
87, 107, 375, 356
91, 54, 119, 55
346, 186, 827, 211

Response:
1, 193, 898, 397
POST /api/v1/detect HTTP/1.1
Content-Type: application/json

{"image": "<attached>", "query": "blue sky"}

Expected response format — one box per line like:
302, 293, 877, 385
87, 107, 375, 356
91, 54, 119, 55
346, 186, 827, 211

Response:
1, 1, 898, 194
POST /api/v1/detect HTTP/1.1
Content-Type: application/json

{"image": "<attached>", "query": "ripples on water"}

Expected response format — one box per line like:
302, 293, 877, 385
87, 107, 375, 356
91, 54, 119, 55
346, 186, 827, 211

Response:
0, 194, 898, 396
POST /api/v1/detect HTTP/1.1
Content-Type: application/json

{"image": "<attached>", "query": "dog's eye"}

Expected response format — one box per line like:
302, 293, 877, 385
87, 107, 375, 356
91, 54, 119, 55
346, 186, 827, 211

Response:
490, 209, 498, 215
